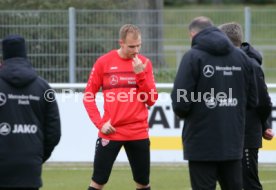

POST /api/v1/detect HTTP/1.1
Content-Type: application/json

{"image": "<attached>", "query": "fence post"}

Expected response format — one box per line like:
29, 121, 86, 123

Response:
68, 7, 76, 83
244, 6, 251, 43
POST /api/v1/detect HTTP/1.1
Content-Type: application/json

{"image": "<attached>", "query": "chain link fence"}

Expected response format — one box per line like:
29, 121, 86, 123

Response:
0, 7, 276, 83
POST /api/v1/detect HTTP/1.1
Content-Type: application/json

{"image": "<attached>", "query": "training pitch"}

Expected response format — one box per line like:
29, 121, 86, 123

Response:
41, 162, 276, 190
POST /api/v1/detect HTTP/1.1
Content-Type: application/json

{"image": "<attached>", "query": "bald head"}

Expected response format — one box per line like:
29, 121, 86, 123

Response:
189, 16, 214, 34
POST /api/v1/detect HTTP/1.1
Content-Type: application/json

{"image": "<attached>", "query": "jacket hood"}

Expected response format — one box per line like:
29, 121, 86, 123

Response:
192, 26, 234, 55
0, 57, 37, 87
241, 42, 262, 65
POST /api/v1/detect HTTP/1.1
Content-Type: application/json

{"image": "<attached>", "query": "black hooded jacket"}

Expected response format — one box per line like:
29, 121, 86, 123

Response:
241, 42, 272, 148
171, 27, 258, 161
0, 58, 61, 188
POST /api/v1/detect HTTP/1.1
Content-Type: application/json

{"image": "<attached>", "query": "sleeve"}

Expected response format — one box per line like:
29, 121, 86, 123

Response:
43, 89, 61, 162
254, 65, 273, 131
245, 58, 259, 109
262, 115, 273, 134
83, 60, 104, 129
171, 52, 198, 118
135, 59, 158, 106
241, 43, 271, 131
255, 66, 272, 117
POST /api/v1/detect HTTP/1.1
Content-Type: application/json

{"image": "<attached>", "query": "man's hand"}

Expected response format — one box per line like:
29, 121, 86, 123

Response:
132, 56, 148, 74
101, 120, 116, 135
263, 128, 274, 140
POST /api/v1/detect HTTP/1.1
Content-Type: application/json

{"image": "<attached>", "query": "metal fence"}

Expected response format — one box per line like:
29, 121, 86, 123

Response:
0, 7, 276, 83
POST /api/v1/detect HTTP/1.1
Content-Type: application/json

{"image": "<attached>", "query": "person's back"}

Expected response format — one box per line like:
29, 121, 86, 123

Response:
171, 21, 256, 161
219, 22, 273, 190
0, 34, 61, 190
240, 42, 273, 147
171, 16, 257, 190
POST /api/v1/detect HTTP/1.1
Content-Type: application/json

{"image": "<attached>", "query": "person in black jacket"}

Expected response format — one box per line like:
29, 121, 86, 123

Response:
0, 34, 61, 190
219, 22, 274, 190
171, 16, 258, 190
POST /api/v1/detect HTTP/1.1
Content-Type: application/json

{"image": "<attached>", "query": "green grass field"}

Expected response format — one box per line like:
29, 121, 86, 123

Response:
41, 162, 276, 190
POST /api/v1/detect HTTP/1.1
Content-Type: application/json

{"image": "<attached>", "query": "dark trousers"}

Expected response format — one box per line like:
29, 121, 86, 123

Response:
188, 160, 242, 190
242, 148, 262, 190
92, 138, 150, 185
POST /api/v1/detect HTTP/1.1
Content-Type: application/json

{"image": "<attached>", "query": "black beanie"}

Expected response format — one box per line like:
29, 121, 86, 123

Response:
2, 34, 27, 60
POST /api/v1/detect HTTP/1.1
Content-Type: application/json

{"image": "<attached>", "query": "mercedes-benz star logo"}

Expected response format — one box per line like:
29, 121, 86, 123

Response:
205, 96, 217, 109
0, 92, 7, 106
203, 65, 215, 78
109, 75, 118, 85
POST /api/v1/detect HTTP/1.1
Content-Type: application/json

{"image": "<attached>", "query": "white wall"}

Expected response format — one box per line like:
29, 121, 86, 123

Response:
48, 92, 276, 163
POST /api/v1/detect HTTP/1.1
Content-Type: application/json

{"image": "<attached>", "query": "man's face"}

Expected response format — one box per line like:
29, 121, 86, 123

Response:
120, 33, 141, 59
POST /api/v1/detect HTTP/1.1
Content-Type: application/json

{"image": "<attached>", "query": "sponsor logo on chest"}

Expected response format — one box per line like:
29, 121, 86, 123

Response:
203, 65, 242, 78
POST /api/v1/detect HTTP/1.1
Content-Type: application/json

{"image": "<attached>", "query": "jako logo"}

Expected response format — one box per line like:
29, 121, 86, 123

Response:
12, 124, 38, 134
0, 122, 11, 135
0, 123, 38, 135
